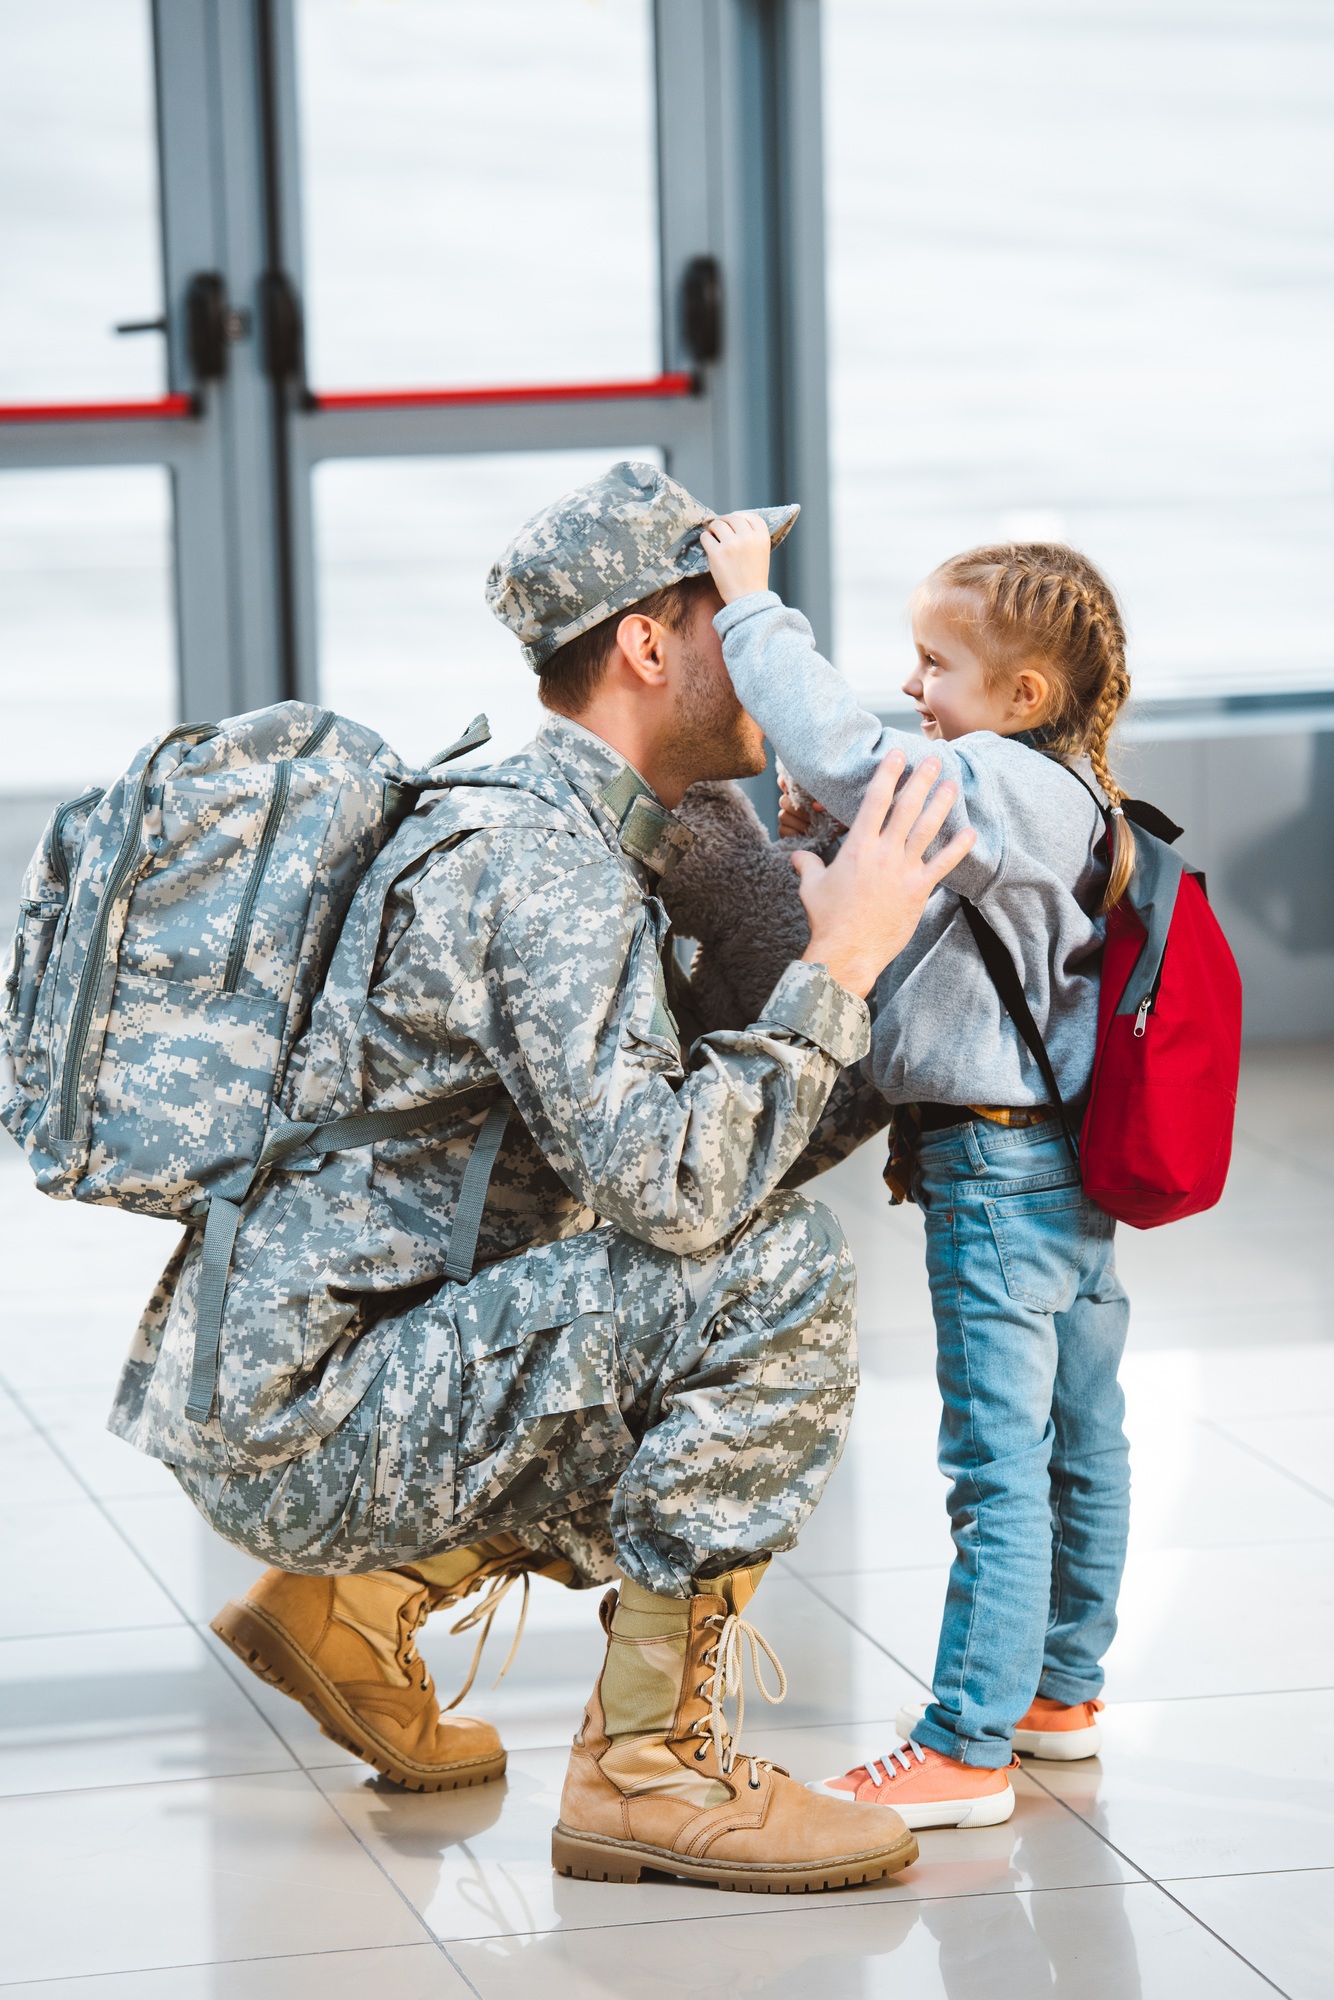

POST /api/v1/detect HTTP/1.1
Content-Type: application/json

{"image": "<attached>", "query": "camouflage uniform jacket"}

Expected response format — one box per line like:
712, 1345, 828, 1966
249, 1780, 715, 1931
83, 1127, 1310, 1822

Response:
108, 716, 871, 1481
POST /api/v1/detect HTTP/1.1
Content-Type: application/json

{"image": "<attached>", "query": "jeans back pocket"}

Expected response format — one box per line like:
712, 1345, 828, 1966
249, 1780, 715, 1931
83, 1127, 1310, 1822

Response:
983, 1183, 1096, 1314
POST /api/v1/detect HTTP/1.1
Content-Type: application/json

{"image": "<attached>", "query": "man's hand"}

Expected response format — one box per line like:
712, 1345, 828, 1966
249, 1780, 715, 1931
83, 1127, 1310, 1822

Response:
795, 751, 974, 998
700, 511, 772, 603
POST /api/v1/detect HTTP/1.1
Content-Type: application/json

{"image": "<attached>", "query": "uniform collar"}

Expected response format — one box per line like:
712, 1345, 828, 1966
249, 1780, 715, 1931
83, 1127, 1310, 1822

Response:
534, 715, 693, 880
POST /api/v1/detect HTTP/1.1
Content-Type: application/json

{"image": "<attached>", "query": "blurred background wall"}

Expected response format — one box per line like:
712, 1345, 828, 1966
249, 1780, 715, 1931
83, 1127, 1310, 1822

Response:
2, 0, 1331, 1037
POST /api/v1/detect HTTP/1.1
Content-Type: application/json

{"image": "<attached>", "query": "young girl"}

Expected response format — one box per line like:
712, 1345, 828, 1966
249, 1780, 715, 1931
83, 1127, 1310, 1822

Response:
699, 516, 1135, 1830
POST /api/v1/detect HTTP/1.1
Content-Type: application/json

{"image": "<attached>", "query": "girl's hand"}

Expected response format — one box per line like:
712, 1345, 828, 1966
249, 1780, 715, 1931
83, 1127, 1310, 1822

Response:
777, 772, 832, 839
777, 773, 810, 837
701, 512, 772, 603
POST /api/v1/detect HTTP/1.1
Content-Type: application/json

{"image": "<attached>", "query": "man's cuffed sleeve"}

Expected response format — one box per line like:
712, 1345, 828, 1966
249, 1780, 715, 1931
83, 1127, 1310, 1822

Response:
757, 959, 870, 1068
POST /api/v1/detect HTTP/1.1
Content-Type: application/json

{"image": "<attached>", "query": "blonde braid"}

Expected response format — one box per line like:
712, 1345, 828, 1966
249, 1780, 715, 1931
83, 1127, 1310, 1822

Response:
924, 541, 1136, 908
1086, 661, 1135, 907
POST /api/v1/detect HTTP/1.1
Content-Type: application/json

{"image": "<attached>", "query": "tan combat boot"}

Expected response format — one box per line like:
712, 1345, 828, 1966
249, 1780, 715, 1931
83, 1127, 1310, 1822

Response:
212, 1566, 508, 1791
552, 1571, 919, 1893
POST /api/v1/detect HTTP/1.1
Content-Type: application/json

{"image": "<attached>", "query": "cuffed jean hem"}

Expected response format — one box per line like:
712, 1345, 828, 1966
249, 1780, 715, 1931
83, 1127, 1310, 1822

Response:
1037, 1666, 1106, 1705
913, 1710, 1017, 1770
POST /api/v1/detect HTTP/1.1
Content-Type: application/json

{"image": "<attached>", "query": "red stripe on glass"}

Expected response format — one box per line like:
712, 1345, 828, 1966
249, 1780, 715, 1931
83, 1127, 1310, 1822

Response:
310, 371, 696, 413
0, 393, 196, 424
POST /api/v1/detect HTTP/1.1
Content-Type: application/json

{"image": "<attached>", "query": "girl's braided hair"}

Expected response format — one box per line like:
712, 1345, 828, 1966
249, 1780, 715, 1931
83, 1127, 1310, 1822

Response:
918, 543, 1135, 909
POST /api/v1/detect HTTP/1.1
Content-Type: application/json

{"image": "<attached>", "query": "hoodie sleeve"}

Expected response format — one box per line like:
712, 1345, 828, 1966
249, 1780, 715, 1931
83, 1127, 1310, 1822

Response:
716, 590, 1007, 902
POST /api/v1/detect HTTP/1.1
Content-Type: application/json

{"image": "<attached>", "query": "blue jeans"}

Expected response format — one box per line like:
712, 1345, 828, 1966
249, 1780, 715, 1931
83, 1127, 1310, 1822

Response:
912, 1115, 1131, 1769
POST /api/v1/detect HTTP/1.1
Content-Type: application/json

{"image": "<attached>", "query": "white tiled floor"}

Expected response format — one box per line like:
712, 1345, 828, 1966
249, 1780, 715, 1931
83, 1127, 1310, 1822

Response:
2, 1044, 1331, 1997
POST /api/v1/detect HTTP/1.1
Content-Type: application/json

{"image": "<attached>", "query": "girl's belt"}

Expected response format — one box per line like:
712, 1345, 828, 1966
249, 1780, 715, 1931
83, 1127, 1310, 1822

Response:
917, 1102, 1055, 1133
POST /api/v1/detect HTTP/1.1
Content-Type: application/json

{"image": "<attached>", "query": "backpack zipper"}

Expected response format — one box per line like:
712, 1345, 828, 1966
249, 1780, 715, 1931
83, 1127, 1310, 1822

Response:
57, 724, 218, 1143
223, 760, 291, 993
58, 766, 159, 1139
297, 709, 335, 757
48, 789, 105, 894
1133, 965, 1164, 1039
216, 715, 330, 995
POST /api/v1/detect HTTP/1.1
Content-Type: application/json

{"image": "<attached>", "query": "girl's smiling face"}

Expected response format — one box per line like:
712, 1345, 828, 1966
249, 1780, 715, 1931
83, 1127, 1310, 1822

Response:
904, 590, 1051, 742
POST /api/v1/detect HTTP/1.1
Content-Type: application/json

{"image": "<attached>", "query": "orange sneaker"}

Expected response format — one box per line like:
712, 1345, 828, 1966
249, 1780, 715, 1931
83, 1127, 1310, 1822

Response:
1013, 1696, 1104, 1761
810, 1740, 1016, 1830
895, 1693, 1105, 1764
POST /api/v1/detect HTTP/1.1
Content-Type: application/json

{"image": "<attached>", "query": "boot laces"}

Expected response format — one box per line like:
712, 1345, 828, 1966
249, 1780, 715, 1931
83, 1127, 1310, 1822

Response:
691, 1611, 788, 1784
442, 1571, 532, 1712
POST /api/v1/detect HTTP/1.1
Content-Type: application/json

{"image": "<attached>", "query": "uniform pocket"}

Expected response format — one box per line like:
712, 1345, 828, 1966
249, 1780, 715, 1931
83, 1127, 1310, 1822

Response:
366, 1229, 633, 1556
983, 1183, 1091, 1314
453, 1230, 632, 1523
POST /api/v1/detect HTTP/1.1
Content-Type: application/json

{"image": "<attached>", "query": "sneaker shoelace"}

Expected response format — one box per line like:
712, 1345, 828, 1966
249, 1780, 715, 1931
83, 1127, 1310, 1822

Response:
690, 1610, 788, 1788
863, 1738, 927, 1788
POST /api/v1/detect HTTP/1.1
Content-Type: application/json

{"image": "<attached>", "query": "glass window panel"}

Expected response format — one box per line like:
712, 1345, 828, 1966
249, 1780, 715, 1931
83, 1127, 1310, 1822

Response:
0, 468, 176, 909
313, 448, 661, 764
296, 0, 658, 390
826, 0, 1334, 710
0, 0, 162, 400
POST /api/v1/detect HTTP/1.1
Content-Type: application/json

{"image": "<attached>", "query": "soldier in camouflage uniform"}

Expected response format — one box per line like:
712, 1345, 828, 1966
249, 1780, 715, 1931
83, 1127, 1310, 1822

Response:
118, 461, 971, 1891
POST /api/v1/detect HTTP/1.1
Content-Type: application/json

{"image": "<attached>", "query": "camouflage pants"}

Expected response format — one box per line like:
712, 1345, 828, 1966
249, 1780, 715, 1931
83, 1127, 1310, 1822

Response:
175, 1189, 857, 1597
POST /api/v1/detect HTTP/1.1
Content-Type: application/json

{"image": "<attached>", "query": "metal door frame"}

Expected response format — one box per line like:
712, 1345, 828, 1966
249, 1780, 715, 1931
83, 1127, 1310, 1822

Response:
0, 0, 831, 747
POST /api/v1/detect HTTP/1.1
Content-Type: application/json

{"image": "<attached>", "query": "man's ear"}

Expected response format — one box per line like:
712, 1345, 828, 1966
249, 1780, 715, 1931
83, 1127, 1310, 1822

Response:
612, 612, 670, 690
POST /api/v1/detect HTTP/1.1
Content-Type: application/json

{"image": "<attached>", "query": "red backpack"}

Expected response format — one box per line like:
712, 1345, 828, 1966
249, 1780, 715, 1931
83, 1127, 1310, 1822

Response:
963, 793, 1242, 1229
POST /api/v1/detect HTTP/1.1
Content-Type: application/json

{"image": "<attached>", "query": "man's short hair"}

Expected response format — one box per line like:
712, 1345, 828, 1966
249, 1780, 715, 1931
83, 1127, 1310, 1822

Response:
537, 573, 719, 716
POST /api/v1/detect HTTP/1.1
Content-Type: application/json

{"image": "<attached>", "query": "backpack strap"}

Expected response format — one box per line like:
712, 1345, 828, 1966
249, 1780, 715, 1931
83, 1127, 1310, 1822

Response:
184, 1091, 513, 1426
442, 1098, 512, 1281
958, 901, 1081, 1173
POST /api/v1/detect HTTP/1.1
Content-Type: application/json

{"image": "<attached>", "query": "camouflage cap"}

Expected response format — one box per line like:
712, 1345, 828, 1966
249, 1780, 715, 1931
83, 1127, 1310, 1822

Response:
485, 458, 799, 672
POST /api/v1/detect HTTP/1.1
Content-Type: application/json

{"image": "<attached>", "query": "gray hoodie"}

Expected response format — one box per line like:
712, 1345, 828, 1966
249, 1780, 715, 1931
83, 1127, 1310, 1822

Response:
716, 590, 1108, 1110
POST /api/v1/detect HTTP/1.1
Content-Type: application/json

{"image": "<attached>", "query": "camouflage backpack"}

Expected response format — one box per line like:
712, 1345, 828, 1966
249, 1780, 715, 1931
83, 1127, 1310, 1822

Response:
0, 700, 508, 1420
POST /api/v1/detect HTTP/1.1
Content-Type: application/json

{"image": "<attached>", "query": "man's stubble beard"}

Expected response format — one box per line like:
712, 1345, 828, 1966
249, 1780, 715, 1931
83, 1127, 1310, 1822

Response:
662, 639, 769, 791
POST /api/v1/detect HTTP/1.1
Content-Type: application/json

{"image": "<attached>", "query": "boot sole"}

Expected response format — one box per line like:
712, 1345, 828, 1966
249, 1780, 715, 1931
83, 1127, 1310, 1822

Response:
210, 1597, 507, 1794
551, 1823, 919, 1893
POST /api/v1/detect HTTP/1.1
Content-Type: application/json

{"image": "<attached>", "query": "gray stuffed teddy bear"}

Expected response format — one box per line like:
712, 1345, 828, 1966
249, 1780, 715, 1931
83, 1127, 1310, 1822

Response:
662, 777, 844, 1032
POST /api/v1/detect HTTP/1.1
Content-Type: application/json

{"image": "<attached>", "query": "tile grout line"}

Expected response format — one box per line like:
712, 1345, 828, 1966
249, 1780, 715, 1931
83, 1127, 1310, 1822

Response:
0, 1360, 458, 1965
0, 1367, 345, 1767
1021, 1767, 1295, 1999
782, 1567, 934, 1694
1158, 1863, 1334, 1886
1199, 1416, 1334, 1510
399, 1874, 1307, 1954
0, 1941, 458, 1992
303, 1776, 484, 1986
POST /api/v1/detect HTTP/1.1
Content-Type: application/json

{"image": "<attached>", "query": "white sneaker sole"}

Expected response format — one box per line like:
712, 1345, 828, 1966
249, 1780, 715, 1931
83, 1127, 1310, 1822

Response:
897, 1700, 1102, 1763
809, 1775, 1016, 1831
895, 1701, 929, 1740
1012, 1722, 1101, 1761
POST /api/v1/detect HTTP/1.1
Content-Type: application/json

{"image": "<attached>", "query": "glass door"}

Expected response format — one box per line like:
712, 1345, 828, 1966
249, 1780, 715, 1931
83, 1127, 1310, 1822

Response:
0, 0, 830, 873
0, 0, 179, 909
291, 0, 679, 761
